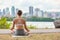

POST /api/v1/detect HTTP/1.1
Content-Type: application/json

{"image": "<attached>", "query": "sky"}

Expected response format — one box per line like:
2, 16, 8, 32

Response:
0, 0, 60, 13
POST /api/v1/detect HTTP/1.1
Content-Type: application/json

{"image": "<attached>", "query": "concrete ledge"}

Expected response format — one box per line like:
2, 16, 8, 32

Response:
0, 29, 60, 34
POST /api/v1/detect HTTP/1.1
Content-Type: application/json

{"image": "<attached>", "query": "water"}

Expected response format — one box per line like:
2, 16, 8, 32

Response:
8, 21, 55, 28
26, 22, 55, 28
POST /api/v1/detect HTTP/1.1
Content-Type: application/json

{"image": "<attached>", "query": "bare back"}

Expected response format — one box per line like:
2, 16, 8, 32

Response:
13, 18, 25, 29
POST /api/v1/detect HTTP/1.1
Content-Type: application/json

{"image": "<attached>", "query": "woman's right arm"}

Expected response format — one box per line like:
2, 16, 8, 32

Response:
10, 19, 15, 31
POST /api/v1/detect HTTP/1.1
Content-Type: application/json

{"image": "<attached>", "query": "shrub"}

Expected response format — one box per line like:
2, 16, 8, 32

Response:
28, 25, 37, 29
0, 17, 11, 29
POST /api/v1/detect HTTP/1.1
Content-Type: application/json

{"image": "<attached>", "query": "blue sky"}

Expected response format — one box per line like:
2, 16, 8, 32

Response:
0, 0, 60, 13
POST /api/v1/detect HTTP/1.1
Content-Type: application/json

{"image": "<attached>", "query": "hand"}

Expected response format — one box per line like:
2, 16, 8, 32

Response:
26, 30, 30, 34
25, 31, 30, 35
10, 30, 14, 34
26, 29, 30, 34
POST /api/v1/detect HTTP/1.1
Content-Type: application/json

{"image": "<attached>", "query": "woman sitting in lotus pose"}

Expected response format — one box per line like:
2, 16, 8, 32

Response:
10, 10, 30, 36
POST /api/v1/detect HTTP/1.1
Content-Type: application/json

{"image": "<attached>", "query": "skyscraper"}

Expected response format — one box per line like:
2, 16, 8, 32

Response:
41, 10, 44, 17
29, 6, 33, 16
47, 13, 52, 18
55, 12, 60, 18
4, 7, 10, 17
16, 8, 19, 12
35, 8, 40, 17
16, 8, 19, 14
11, 6, 15, 17
3, 9, 6, 16
15, 8, 19, 17
43, 11, 48, 18
6, 7, 9, 14
0, 9, 2, 17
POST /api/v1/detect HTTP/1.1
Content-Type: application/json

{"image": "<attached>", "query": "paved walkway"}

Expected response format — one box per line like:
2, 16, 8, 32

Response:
30, 29, 60, 33
0, 29, 60, 34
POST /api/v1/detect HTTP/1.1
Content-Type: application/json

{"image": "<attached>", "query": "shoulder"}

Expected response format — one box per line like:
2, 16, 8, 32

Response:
21, 18, 26, 21
13, 18, 17, 22
21, 18, 26, 22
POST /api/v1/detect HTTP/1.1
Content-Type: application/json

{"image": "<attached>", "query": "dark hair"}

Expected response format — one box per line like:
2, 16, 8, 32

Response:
17, 10, 22, 16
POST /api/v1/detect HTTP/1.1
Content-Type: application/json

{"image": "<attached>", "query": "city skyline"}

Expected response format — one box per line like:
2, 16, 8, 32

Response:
0, 6, 60, 19
0, 0, 60, 13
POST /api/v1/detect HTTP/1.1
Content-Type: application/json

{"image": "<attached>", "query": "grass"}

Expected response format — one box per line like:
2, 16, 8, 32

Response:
0, 33, 60, 40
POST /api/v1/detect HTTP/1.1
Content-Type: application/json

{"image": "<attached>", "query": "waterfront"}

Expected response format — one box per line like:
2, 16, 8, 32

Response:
8, 21, 55, 28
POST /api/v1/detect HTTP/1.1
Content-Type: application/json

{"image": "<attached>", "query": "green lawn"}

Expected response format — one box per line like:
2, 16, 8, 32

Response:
0, 33, 60, 40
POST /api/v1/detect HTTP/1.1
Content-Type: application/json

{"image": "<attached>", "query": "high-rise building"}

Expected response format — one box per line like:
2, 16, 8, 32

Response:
5, 7, 10, 14
3, 9, 6, 16
41, 10, 44, 17
55, 12, 60, 18
29, 6, 33, 16
15, 8, 19, 17
16, 8, 19, 13
11, 6, 15, 17
0, 9, 2, 17
47, 13, 52, 18
4, 7, 10, 17
43, 11, 48, 18
35, 8, 40, 17
23, 13, 27, 17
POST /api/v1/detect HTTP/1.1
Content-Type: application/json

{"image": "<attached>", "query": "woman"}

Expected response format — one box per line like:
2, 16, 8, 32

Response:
10, 10, 30, 36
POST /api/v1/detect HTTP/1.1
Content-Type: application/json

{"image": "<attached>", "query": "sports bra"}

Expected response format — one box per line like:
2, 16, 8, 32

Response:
15, 20, 23, 27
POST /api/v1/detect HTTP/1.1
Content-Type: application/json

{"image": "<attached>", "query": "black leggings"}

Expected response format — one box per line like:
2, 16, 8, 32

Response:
13, 29, 29, 36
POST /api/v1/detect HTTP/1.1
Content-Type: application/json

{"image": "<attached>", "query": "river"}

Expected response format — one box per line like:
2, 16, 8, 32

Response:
8, 21, 55, 28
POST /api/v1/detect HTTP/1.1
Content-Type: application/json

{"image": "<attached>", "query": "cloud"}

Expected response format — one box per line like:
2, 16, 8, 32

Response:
0, 0, 60, 12
0, 0, 12, 9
